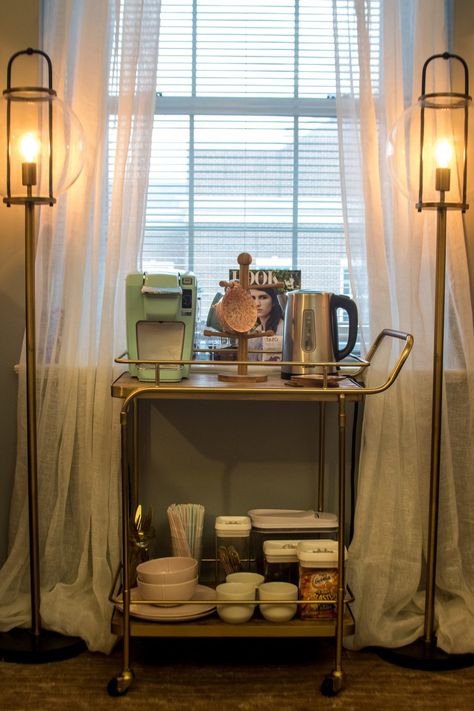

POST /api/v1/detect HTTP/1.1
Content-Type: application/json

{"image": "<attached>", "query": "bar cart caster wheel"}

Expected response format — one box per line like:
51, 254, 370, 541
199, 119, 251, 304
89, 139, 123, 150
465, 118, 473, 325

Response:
321, 672, 345, 697
107, 670, 135, 696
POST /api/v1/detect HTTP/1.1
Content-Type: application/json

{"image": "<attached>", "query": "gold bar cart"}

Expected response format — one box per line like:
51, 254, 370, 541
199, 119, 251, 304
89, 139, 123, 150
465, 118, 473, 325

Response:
107, 328, 413, 697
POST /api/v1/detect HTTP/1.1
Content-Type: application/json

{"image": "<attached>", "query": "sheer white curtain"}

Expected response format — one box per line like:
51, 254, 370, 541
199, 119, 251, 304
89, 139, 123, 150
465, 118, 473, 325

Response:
0, 0, 161, 652
337, 0, 474, 653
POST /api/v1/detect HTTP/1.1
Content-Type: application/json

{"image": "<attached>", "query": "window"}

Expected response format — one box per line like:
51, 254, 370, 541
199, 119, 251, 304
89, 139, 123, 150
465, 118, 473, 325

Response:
115, 0, 381, 320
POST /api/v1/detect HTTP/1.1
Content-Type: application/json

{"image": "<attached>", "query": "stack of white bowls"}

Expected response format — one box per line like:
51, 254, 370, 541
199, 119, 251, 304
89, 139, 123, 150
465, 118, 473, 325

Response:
216, 573, 264, 623
136, 556, 198, 606
216, 572, 298, 624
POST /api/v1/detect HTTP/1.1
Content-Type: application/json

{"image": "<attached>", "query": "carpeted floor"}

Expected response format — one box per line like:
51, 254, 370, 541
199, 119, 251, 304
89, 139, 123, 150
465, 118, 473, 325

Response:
1, 637, 473, 710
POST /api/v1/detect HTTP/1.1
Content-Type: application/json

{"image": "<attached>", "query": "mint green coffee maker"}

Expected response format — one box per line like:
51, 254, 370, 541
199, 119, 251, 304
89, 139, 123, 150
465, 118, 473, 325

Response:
126, 272, 197, 382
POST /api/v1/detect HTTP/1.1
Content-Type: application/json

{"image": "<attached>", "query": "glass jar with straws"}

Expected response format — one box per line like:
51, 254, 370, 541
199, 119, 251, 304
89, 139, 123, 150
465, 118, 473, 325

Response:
167, 502, 205, 570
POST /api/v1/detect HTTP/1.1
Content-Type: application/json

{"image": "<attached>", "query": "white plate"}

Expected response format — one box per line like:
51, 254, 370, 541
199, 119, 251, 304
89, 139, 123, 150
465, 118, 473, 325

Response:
116, 584, 217, 622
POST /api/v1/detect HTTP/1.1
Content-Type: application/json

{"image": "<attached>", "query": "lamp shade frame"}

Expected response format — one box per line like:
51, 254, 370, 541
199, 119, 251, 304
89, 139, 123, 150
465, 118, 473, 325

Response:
417, 52, 471, 213
3, 48, 56, 207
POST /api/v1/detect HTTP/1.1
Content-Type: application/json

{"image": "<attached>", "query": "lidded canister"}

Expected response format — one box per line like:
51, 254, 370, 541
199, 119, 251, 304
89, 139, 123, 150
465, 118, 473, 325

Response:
247, 508, 338, 574
215, 515, 251, 585
297, 540, 347, 620
263, 540, 301, 585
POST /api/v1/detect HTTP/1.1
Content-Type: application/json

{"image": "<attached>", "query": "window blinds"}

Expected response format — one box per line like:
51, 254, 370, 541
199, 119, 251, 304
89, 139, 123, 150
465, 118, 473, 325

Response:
111, 0, 381, 315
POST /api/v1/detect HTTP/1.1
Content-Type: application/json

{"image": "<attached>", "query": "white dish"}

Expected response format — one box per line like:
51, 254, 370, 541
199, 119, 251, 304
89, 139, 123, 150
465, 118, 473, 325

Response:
137, 575, 198, 604
136, 556, 198, 584
258, 581, 298, 622
226, 572, 264, 587
216, 581, 256, 624
116, 584, 216, 621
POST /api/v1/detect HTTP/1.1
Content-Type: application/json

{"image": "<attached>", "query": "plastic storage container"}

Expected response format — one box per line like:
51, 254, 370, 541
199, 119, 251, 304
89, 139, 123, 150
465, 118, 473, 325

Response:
263, 540, 301, 585
297, 539, 347, 620
215, 515, 251, 585
248, 509, 338, 575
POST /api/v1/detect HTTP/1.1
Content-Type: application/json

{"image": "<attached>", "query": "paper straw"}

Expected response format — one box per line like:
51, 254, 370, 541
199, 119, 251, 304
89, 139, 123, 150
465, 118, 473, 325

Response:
167, 503, 204, 560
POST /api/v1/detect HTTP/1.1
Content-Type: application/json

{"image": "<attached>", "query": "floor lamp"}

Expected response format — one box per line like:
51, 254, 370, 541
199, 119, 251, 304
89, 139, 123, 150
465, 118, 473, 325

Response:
382, 52, 474, 670
0, 48, 85, 662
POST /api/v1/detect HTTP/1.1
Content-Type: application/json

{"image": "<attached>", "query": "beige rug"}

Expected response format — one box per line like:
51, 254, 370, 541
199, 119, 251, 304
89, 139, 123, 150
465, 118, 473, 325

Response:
1, 638, 474, 710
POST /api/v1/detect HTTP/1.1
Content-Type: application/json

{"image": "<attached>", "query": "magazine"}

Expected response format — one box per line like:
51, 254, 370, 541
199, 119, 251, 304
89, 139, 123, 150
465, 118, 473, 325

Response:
228, 268, 301, 361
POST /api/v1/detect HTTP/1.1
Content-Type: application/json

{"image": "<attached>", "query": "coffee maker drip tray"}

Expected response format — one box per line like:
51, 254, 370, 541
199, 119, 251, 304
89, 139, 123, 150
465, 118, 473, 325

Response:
136, 320, 184, 381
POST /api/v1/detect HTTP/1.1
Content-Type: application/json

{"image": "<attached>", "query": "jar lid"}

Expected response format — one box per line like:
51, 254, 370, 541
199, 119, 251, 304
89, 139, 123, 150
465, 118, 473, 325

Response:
215, 515, 251, 535
248, 508, 338, 530
296, 539, 347, 566
263, 539, 301, 563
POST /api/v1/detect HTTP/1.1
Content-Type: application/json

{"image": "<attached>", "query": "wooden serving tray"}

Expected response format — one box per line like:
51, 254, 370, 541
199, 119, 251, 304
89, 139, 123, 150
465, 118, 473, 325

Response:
285, 374, 345, 388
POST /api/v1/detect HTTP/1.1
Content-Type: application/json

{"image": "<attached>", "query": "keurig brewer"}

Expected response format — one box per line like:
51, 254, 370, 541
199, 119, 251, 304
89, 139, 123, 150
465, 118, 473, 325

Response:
126, 271, 197, 382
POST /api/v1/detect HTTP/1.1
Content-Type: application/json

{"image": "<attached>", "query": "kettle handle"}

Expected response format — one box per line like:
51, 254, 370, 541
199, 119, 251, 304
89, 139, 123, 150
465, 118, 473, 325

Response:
330, 294, 358, 361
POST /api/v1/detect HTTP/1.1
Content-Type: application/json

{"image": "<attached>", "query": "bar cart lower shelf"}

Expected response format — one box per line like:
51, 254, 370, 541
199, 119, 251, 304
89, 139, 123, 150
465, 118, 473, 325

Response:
108, 328, 413, 699
110, 608, 355, 638
108, 606, 355, 698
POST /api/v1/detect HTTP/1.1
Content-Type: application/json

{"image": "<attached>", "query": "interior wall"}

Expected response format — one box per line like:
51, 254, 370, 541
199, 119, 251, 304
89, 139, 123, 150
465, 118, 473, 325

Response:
452, 0, 474, 303
136, 396, 359, 583
0, 2, 40, 564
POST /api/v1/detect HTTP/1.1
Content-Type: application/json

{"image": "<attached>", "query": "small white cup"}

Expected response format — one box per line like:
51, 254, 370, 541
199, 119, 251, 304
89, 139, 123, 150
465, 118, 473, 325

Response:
258, 581, 298, 622
216, 582, 256, 624
225, 572, 264, 587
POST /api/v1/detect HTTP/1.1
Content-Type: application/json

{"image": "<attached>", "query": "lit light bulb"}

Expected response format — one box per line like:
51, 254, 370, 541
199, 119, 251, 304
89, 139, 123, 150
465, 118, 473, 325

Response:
19, 132, 41, 163
435, 139, 452, 169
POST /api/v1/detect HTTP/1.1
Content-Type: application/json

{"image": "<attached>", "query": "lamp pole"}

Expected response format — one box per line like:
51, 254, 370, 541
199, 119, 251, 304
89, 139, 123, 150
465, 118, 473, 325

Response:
0, 47, 85, 663
379, 51, 474, 671
424, 184, 448, 644
24, 182, 41, 638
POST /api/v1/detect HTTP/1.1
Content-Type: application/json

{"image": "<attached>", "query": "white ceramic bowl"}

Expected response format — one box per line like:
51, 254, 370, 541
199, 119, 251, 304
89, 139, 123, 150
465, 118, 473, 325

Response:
136, 556, 198, 585
137, 576, 198, 606
258, 581, 298, 623
216, 582, 256, 624
225, 572, 265, 587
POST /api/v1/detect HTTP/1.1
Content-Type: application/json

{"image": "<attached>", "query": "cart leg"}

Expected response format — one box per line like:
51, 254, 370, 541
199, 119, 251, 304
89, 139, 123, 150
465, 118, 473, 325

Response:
107, 586, 134, 696
108, 407, 136, 697
321, 669, 345, 697
107, 669, 135, 697
317, 401, 326, 512
321, 394, 347, 697
132, 398, 140, 512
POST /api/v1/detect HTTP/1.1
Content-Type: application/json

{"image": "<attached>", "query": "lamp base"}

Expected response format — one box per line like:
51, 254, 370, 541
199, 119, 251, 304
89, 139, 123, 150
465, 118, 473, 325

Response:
374, 637, 474, 671
0, 628, 86, 664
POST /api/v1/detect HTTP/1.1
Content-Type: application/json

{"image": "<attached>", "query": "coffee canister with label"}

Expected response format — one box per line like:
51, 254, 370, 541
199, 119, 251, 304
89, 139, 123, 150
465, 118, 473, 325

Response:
297, 540, 347, 620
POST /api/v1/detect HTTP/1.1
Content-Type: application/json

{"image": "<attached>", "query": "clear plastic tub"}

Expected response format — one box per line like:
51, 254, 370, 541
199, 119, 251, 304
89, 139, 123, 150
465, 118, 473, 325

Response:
248, 509, 338, 575
263, 539, 301, 585
215, 515, 251, 585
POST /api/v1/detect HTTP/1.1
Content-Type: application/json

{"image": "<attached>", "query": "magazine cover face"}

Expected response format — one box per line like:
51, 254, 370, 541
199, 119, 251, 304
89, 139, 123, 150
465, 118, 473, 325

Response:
228, 269, 301, 361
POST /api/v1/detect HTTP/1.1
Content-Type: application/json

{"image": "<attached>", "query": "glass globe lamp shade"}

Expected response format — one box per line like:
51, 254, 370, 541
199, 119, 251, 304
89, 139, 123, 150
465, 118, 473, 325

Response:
0, 89, 85, 203
387, 93, 472, 209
